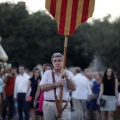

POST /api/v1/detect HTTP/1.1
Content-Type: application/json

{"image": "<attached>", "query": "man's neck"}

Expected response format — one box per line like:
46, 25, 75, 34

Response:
20, 73, 24, 76
54, 69, 61, 75
12, 74, 16, 77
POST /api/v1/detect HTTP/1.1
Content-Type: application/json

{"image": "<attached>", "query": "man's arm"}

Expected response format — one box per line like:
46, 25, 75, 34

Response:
41, 79, 65, 91
14, 77, 18, 100
66, 78, 76, 91
61, 69, 76, 91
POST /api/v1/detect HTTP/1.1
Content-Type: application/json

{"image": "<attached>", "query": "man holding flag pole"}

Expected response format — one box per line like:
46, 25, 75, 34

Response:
39, 0, 95, 119
40, 52, 76, 120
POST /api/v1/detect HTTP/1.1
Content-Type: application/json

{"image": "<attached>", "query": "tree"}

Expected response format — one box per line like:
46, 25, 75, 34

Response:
88, 16, 120, 71
0, 2, 94, 70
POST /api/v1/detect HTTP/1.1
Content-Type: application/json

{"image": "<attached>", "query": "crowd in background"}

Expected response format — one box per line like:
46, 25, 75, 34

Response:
71, 67, 120, 120
0, 63, 120, 120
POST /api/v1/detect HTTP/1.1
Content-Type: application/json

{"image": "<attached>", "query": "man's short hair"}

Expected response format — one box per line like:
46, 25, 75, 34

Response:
74, 67, 81, 73
51, 52, 64, 61
11, 66, 16, 69
19, 64, 24, 68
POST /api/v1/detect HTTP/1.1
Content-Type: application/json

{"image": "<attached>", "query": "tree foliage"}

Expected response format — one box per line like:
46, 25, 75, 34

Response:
88, 16, 120, 71
0, 3, 93, 70
1, 3, 120, 71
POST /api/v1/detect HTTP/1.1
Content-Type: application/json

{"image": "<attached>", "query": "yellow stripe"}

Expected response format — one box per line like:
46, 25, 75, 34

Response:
55, 0, 62, 31
45, 0, 51, 12
75, 0, 84, 29
88, 0, 95, 18
64, 0, 73, 35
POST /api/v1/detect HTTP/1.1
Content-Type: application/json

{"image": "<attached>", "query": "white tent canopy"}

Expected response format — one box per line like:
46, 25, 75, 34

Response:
0, 44, 8, 61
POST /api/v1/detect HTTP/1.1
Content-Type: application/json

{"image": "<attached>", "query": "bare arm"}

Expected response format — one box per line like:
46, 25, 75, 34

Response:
3, 73, 13, 83
115, 79, 118, 99
26, 80, 31, 100
66, 78, 76, 91
34, 86, 41, 102
34, 80, 41, 102
97, 83, 104, 104
61, 69, 76, 91
41, 82, 59, 91
3, 75, 9, 83
41, 77, 68, 92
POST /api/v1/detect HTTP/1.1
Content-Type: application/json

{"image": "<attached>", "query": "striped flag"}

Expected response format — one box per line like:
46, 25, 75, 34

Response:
46, 0, 95, 35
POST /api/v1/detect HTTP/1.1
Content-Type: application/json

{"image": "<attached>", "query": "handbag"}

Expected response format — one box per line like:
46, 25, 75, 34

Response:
34, 101, 39, 109
100, 99, 106, 107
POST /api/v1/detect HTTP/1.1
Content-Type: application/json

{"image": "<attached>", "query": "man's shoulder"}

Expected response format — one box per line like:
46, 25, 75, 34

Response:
16, 73, 30, 78
42, 70, 52, 77
16, 74, 20, 78
44, 70, 52, 74
74, 73, 88, 80
66, 70, 73, 75
25, 73, 30, 77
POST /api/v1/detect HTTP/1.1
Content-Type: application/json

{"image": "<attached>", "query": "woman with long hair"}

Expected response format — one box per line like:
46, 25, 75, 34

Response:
26, 68, 41, 120
34, 63, 52, 120
97, 68, 118, 120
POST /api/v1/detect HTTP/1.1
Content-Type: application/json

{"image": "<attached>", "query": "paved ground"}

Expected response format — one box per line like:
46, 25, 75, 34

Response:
0, 111, 75, 120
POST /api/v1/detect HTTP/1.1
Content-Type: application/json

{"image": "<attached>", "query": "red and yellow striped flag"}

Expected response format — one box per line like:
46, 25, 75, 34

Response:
46, 0, 95, 35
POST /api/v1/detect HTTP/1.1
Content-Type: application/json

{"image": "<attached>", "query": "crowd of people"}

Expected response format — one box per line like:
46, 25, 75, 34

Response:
0, 52, 120, 120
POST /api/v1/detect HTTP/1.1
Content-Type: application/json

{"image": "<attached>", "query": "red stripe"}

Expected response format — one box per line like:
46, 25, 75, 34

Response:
50, 0, 57, 18
81, 0, 90, 23
69, 0, 79, 34
59, 0, 68, 35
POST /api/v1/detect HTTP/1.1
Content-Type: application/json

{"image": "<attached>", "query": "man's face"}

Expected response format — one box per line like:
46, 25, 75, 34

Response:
52, 57, 63, 70
11, 69, 16, 75
19, 66, 25, 75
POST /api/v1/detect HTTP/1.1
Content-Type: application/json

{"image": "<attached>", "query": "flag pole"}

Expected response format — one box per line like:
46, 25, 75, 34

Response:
59, 35, 68, 117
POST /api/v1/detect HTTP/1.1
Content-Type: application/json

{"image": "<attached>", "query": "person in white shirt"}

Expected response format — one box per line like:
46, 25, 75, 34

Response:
14, 65, 30, 120
72, 67, 92, 120
39, 52, 76, 120
0, 76, 3, 112
0, 69, 3, 105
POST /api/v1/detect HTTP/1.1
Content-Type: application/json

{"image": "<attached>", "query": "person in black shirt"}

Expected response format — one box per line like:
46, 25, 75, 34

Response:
97, 68, 118, 120
26, 68, 41, 120
115, 71, 120, 107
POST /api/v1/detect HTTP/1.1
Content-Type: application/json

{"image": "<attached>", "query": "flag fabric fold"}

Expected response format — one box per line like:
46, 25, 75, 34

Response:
46, 0, 95, 35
